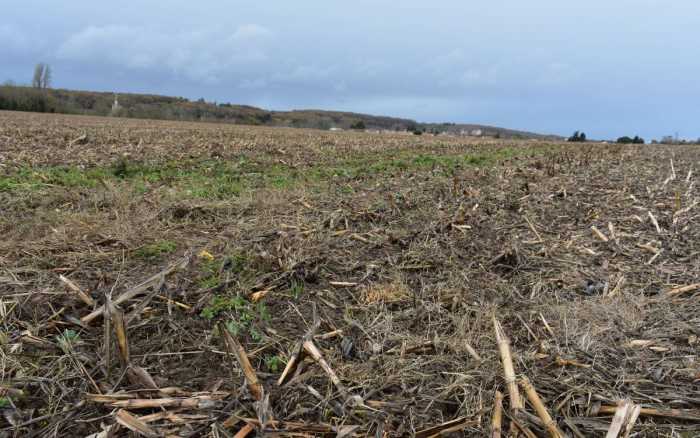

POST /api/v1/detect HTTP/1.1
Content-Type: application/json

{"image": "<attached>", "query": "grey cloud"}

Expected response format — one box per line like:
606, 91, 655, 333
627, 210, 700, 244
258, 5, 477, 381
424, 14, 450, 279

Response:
57, 24, 274, 82
232, 24, 272, 40
0, 24, 30, 51
0, 23, 45, 53
3, 0, 700, 139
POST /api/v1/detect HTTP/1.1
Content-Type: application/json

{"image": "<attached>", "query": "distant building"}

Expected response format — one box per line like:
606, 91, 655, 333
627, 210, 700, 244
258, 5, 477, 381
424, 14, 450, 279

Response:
329, 127, 342, 131
458, 128, 483, 137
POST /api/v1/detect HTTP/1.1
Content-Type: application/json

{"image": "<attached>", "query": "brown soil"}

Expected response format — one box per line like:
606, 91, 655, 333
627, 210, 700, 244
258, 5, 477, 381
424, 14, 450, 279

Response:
0, 110, 698, 437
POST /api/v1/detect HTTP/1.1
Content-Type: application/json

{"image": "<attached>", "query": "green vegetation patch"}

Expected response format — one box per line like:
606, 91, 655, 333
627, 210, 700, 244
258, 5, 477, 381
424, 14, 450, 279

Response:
196, 250, 273, 340
134, 240, 177, 260
264, 355, 284, 372
309, 146, 534, 180
0, 166, 110, 191
200, 294, 249, 320
196, 252, 250, 290
202, 295, 271, 341
0, 145, 549, 198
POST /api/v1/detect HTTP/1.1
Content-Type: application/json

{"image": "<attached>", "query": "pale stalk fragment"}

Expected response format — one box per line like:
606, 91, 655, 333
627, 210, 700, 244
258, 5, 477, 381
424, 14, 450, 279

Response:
220, 323, 264, 401
491, 390, 503, 438
493, 317, 522, 414
519, 377, 564, 438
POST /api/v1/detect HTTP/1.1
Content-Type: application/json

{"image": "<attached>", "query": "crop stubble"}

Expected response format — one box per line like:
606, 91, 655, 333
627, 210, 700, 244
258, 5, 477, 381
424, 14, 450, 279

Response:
0, 111, 698, 437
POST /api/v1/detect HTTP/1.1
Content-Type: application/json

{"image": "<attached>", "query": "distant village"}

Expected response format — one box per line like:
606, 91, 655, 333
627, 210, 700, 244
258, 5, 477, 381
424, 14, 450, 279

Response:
331, 126, 484, 136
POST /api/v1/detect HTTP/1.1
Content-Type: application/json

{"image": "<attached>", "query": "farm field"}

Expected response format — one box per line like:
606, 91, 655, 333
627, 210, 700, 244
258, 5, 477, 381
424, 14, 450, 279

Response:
0, 110, 699, 436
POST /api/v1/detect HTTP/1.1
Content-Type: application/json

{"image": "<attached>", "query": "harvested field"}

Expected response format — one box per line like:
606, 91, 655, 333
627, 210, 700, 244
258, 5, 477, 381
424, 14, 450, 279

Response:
0, 110, 699, 437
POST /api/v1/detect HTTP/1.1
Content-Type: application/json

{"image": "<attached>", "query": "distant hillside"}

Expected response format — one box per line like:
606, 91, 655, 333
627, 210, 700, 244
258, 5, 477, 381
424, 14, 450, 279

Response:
0, 85, 558, 139
422, 122, 561, 140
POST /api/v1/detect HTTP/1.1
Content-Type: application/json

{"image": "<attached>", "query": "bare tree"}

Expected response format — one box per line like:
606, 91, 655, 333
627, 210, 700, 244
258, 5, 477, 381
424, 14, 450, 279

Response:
32, 63, 45, 88
32, 63, 52, 89
41, 65, 52, 89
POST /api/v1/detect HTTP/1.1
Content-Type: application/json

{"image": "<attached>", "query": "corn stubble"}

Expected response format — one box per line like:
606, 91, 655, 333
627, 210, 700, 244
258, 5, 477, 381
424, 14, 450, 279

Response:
0, 111, 699, 436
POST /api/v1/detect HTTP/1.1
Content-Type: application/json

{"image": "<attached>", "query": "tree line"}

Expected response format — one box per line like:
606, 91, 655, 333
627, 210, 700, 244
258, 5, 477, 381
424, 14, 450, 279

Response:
1, 63, 416, 130
0, 63, 55, 112
568, 131, 587, 142
616, 135, 644, 144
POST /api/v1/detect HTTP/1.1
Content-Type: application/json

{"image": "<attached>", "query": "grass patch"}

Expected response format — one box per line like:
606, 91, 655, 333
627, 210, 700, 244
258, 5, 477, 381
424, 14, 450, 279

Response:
0, 146, 547, 198
196, 258, 223, 289
134, 240, 177, 260
290, 279, 304, 299
198, 251, 270, 339
202, 295, 270, 340
0, 167, 109, 192
196, 252, 251, 290
200, 295, 249, 320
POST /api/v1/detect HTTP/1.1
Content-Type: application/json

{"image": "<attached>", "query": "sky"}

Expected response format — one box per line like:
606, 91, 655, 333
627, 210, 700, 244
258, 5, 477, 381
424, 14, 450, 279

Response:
2, 0, 699, 140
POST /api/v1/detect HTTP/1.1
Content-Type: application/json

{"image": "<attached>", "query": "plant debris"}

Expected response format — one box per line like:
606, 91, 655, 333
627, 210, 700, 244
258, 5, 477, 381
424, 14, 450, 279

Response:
0, 111, 699, 436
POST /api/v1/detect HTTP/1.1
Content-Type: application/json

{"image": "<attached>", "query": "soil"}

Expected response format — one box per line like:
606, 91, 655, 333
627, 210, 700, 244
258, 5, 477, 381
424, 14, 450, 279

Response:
0, 110, 698, 437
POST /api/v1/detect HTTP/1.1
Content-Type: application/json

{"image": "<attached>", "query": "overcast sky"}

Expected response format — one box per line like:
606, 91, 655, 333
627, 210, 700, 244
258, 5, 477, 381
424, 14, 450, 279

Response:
2, 1, 699, 139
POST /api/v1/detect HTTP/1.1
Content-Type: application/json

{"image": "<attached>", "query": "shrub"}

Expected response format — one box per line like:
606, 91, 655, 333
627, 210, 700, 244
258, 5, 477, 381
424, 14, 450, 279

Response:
617, 135, 644, 144
0, 86, 58, 113
568, 131, 587, 142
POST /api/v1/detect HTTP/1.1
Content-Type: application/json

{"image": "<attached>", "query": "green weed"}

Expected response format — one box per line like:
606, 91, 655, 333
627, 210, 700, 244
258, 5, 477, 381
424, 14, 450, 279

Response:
134, 240, 177, 260
249, 326, 263, 342
203, 295, 270, 340
224, 318, 250, 337
264, 355, 284, 373
197, 252, 250, 290
290, 279, 304, 299
0, 146, 547, 197
112, 157, 131, 178
200, 295, 248, 320
56, 329, 80, 352
197, 275, 220, 289
256, 301, 271, 322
